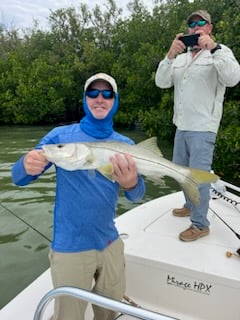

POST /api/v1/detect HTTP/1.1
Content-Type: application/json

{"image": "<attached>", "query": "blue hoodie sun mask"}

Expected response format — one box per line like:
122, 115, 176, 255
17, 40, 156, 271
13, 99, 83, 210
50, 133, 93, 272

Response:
80, 92, 119, 139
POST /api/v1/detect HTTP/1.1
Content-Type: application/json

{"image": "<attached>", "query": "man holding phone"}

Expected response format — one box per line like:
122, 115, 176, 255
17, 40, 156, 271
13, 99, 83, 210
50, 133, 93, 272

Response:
155, 10, 240, 241
166, 10, 221, 58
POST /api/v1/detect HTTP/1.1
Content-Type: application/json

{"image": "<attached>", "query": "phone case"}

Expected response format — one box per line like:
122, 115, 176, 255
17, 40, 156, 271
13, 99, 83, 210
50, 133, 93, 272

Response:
179, 34, 200, 47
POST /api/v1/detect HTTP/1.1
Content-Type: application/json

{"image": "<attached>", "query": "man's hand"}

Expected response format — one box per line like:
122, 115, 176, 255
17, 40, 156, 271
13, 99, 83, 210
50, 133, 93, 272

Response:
23, 150, 49, 176
167, 33, 186, 59
110, 153, 138, 190
197, 30, 217, 51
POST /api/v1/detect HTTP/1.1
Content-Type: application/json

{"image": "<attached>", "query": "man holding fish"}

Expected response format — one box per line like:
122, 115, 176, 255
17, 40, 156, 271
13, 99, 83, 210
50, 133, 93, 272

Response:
12, 73, 146, 320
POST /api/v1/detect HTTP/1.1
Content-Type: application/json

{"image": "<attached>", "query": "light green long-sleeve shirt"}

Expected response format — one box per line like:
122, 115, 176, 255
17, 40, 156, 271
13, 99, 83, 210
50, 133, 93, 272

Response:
155, 44, 240, 133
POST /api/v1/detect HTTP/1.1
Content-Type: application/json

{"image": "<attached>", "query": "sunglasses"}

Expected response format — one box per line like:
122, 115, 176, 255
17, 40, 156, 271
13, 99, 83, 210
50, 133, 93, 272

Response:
188, 20, 208, 28
86, 89, 115, 99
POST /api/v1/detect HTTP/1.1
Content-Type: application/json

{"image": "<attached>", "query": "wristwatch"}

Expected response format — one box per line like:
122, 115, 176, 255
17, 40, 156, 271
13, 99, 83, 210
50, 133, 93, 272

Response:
211, 44, 222, 54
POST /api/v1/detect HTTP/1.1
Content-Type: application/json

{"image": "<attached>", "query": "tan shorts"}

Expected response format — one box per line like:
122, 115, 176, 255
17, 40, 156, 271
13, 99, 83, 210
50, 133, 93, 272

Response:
49, 238, 125, 320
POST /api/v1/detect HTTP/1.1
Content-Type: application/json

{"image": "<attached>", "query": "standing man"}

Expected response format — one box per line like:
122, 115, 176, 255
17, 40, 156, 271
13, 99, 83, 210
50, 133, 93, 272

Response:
12, 73, 145, 319
155, 10, 240, 241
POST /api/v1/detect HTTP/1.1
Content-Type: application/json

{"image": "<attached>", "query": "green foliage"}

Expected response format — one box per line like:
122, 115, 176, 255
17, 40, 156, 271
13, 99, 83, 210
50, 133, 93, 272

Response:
0, 0, 239, 183
213, 101, 240, 183
138, 91, 174, 140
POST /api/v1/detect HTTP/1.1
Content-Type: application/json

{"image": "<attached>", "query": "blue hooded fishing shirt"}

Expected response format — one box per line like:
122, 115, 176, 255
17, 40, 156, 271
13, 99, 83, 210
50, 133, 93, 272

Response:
11, 94, 145, 252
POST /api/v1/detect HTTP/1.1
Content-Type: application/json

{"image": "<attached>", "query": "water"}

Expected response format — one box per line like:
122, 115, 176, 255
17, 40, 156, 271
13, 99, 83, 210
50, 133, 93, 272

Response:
0, 125, 180, 309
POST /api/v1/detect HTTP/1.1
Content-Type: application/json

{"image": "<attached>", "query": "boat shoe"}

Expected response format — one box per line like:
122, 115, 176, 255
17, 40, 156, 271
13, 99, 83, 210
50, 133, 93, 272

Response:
179, 225, 210, 241
172, 207, 191, 217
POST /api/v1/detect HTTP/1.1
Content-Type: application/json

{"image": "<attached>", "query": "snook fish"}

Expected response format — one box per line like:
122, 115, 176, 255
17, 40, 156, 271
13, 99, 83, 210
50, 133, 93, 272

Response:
42, 137, 219, 205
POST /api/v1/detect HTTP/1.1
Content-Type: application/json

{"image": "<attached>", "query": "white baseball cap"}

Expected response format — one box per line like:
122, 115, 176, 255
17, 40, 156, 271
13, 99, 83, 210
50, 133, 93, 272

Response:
84, 73, 118, 93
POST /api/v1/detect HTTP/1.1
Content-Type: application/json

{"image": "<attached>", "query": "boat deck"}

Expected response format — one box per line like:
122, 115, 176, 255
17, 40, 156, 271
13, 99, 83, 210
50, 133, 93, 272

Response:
116, 191, 240, 320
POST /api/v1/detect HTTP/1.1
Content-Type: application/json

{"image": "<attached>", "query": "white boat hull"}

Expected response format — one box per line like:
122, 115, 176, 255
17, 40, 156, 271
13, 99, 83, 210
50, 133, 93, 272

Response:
1, 189, 240, 319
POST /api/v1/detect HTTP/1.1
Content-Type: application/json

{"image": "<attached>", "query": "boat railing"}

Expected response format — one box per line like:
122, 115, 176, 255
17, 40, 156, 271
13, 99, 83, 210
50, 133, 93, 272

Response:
211, 179, 240, 195
33, 286, 178, 320
223, 180, 240, 193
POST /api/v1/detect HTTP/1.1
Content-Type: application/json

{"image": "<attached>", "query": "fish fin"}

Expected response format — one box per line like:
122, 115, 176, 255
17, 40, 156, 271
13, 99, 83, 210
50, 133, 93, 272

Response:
137, 137, 163, 157
97, 164, 114, 181
180, 169, 219, 205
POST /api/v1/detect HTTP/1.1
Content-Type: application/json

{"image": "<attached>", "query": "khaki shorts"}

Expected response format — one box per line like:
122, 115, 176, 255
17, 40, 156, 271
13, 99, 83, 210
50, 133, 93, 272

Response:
49, 238, 125, 320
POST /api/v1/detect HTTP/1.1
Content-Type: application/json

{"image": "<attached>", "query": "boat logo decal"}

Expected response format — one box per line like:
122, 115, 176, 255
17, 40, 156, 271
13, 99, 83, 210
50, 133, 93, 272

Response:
167, 274, 212, 295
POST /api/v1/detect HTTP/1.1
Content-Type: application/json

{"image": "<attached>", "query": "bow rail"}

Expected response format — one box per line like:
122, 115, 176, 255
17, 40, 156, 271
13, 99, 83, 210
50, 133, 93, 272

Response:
33, 286, 178, 320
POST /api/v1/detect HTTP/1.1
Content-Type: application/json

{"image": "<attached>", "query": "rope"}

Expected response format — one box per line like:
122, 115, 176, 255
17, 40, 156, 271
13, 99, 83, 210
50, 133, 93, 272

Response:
211, 188, 240, 208
123, 295, 141, 308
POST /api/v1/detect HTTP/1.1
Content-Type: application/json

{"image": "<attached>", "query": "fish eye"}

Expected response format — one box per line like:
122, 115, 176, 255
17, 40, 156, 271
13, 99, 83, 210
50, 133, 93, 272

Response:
57, 144, 64, 148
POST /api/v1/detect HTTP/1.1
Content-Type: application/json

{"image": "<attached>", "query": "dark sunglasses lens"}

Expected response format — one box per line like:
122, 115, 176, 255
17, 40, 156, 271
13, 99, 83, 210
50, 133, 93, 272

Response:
86, 89, 114, 99
102, 90, 114, 99
188, 20, 207, 28
86, 89, 99, 98
198, 20, 207, 26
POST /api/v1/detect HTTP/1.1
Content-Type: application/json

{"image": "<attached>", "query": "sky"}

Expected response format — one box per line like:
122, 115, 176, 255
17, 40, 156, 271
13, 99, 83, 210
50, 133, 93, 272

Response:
0, 0, 154, 31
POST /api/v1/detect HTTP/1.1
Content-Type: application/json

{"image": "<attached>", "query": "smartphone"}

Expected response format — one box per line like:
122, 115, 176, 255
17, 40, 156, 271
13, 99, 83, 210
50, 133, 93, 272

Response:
179, 34, 200, 47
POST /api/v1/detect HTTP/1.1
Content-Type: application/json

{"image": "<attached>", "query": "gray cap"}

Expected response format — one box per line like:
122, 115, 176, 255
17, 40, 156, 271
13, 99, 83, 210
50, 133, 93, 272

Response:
187, 10, 211, 24
84, 73, 118, 93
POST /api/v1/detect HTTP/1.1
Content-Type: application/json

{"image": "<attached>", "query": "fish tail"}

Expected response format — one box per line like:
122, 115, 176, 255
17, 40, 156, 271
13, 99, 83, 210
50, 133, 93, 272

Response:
180, 180, 200, 205
180, 169, 219, 205
190, 168, 219, 184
